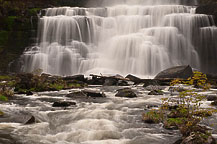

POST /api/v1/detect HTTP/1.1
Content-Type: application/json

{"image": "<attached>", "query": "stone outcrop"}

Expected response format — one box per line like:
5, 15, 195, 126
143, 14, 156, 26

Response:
155, 65, 193, 79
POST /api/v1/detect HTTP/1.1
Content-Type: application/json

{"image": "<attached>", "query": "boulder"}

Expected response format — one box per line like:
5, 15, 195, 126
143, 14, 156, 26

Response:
115, 88, 137, 98
52, 101, 76, 107
63, 75, 86, 82
207, 94, 217, 101
155, 65, 193, 79
126, 74, 142, 84
148, 90, 164, 95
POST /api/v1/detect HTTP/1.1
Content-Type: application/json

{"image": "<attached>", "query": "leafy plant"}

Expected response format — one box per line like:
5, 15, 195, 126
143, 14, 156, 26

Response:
144, 71, 216, 143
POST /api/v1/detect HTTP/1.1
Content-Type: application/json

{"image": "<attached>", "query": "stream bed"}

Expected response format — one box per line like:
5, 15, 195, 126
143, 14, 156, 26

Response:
0, 85, 217, 144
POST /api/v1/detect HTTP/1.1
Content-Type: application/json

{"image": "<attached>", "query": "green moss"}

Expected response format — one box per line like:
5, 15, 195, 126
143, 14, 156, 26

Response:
68, 83, 85, 88
49, 83, 64, 91
0, 75, 13, 80
28, 8, 41, 16
0, 95, 8, 101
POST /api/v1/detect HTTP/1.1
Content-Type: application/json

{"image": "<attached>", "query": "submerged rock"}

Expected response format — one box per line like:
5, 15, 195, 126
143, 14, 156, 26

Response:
115, 88, 137, 98
155, 65, 193, 79
52, 101, 76, 107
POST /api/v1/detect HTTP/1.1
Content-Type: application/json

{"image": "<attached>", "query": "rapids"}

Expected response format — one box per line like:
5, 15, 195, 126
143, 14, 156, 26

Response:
17, 0, 217, 77
0, 85, 217, 144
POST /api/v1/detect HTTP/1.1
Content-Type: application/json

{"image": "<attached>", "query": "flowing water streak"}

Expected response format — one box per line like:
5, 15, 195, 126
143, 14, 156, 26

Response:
19, 0, 217, 76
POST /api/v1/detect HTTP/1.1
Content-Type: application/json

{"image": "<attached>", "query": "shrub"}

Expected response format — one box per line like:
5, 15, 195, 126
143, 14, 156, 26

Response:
144, 71, 216, 143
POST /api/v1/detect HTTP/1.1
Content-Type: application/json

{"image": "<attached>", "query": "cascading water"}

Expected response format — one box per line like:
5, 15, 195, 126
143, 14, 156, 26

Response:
18, 0, 217, 76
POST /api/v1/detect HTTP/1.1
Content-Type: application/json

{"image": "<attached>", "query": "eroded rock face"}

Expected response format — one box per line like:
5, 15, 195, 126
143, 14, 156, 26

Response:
155, 65, 193, 79
196, 3, 217, 26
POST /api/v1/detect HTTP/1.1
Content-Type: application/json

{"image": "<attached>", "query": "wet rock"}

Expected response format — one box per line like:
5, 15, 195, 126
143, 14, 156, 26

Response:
87, 76, 105, 85
66, 91, 87, 98
16, 73, 34, 89
207, 94, 217, 101
145, 104, 159, 110
117, 80, 129, 86
40, 73, 52, 77
211, 100, 217, 106
180, 132, 216, 144
63, 75, 86, 82
155, 65, 193, 79
104, 78, 118, 86
26, 91, 33, 96
126, 74, 142, 84
196, 3, 217, 26
115, 88, 137, 98
145, 85, 163, 91
143, 79, 160, 87
148, 90, 163, 95
24, 116, 36, 125
83, 90, 105, 98
52, 101, 76, 107
67, 90, 105, 98
16, 89, 33, 96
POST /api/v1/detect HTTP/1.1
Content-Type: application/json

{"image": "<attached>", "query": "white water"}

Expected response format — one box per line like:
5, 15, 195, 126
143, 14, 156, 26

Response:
1, 85, 217, 144
19, 0, 217, 76
0, 86, 179, 144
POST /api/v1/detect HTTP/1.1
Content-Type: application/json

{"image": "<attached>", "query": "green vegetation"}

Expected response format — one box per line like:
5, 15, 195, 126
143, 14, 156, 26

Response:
0, 95, 8, 101
143, 72, 216, 143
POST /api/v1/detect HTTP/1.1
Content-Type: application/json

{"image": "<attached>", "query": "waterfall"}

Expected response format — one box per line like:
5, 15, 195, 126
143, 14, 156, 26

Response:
18, 0, 217, 76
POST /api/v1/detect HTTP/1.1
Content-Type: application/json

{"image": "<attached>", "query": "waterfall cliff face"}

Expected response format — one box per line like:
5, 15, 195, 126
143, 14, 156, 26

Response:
19, 0, 217, 76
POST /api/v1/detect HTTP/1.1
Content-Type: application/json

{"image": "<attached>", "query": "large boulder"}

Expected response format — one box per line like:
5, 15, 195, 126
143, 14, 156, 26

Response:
115, 88, 137, 98
66, 90, 105, 98
155, 65, 193, 79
